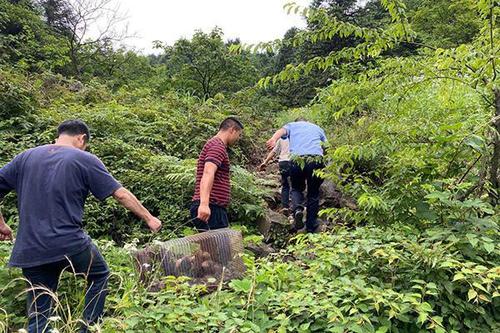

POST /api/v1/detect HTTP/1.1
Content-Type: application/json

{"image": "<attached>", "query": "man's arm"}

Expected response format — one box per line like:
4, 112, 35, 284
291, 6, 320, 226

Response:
112, 187, 162, 232
0, 157, 17, 242
259, 150, 276, 171
0, 207, 13, 241
266, 128, 287, 151
197, 162, 218, 222
320, 127, 328, 155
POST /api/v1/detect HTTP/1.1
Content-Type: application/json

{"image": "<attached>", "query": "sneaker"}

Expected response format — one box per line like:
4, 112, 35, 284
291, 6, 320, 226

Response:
293, 209, 304, 230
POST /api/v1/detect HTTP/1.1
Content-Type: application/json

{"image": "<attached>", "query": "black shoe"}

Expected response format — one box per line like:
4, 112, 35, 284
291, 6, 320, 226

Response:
293, 209, 304, 230
308, 223, 324, 234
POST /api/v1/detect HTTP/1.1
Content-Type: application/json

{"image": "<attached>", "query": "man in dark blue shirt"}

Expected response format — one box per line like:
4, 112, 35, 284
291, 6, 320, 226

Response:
0, 120, 162, 332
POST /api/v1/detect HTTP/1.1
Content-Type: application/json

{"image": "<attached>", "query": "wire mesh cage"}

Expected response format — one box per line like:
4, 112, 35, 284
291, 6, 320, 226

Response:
134, 228, 246, 286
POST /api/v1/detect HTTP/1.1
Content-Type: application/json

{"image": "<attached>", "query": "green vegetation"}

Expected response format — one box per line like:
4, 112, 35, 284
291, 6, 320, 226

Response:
0, 0, 499, 332
0, 68, 272, 243
2, 224, 498, 332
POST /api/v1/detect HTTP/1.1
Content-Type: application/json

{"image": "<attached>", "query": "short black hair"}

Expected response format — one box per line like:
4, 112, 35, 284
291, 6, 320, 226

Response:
219, 117, 244, 131
295, 117, 306, 122
57, 120, 90, 142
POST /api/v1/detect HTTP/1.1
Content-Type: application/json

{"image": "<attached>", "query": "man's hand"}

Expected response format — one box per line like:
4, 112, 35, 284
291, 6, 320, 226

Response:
113, 187, 163, 232
146, 216, 162, 232
197, 204, 211, 223
266, 128, 287, 151
0, 223, 13, 241
266, 138, 276, 151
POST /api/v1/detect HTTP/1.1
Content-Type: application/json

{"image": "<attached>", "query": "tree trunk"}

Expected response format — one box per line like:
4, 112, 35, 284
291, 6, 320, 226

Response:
69, 40, 81, 79
490, 88, 500, 205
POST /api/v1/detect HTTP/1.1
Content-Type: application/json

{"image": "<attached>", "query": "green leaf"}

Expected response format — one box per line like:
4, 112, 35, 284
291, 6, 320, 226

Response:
417, 311, 427, 324
229, 279, 253, 293
434, 327, 446, 333
376, 326, 389, 333
472, 282, 488, 293
468, 289, 477, 301
483, 242, 494, 253
420, 302, 433, 312
464, 135, 485, 153
466, 234, 479, 247
415, 201, 438, 221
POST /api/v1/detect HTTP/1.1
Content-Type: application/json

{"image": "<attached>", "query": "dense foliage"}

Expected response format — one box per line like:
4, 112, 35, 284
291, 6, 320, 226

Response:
0, 67, 275, 244
1, 223, 498, 332
0, 0, 499, 332
153, 28, 262, 99
261, 0, 499, 226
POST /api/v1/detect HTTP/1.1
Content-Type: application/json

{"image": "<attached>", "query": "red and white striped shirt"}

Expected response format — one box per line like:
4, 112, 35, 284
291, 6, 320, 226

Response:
192, 137, 231, 207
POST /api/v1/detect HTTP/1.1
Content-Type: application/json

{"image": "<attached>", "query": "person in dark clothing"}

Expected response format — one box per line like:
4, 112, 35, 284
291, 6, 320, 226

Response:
259, 135, 291, 214
191, 117, 243, 231
0, 120, 162, 333
266, 118, 327, 233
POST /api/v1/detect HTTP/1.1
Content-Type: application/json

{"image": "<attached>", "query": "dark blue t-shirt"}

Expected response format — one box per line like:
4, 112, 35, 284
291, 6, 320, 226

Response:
0, 145, 121, 268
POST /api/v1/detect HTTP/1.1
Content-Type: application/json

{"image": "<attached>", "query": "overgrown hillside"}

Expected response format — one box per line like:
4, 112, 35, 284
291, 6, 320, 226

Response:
0, 0, 499, 332
0, 68, 279, 242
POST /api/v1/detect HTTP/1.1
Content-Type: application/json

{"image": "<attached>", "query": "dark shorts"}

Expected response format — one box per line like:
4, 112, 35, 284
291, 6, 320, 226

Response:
190, 201, 229, 231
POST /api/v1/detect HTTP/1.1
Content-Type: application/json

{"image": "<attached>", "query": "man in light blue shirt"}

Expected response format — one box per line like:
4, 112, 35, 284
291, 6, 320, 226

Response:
283, 121, 326, 156
266, 118, 327, 233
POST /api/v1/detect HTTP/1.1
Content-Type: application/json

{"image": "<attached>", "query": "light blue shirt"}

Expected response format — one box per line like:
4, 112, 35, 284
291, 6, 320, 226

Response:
283, 121, 327, 156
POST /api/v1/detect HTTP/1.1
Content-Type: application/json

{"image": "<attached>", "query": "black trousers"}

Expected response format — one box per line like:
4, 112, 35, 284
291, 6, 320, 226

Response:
190, 201, 229, 231
290, 160, 325, 232
279, 161, 291, 209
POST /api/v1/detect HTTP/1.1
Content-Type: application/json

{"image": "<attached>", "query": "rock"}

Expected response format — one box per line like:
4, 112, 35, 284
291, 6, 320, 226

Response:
246, 242, 276, 258
268, 209, 289, 225
256, 208, 292, 242
256, 208, 289, 238
256, 213, 271, 238
68, 81, 84, 92
319, 180, 342, 207
320, 180, 358, 210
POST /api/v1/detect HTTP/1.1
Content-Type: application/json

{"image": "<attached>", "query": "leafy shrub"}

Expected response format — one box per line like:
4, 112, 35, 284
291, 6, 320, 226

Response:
0, 67, 37, 119
108, 224, 499, 333
0, 72, 269, 243
289, 58, 498, 228
4, 222, 497, 332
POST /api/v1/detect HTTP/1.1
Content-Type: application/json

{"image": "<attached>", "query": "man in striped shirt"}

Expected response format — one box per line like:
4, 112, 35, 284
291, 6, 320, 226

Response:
190, 117, 244, 231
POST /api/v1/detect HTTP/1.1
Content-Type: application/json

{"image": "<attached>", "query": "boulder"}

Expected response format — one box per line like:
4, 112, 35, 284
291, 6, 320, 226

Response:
68, 80, 84, 92
320, 180, 358, 210
256, 208, 289, 239
245, 242, 276, 258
